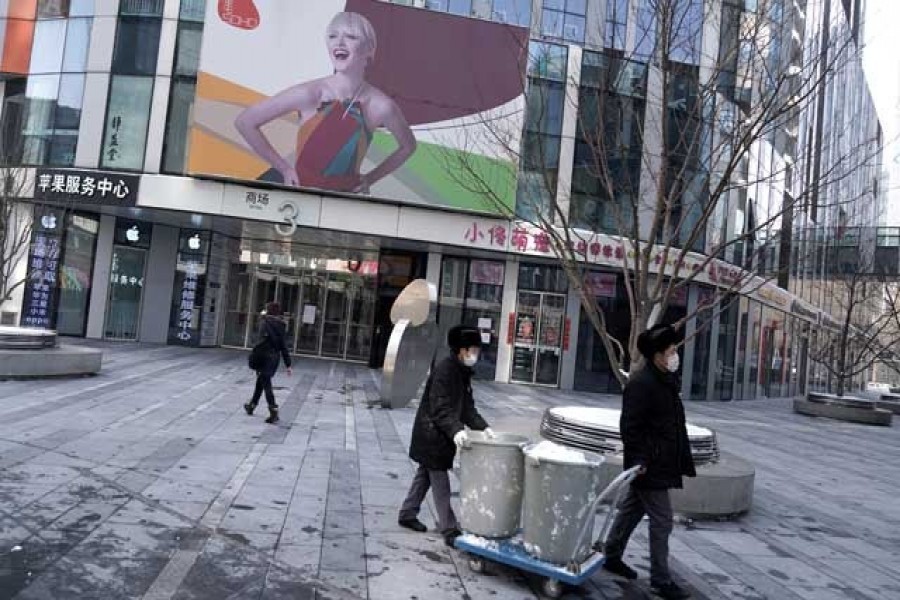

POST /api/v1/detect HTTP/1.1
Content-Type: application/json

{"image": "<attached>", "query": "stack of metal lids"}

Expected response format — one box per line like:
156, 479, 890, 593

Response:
540, 406, 720, 465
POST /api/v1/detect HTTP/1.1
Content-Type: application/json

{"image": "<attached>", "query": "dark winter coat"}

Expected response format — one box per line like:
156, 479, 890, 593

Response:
256, 316, 292, 378
620, 363, 696, 490
409, 356, 490, 471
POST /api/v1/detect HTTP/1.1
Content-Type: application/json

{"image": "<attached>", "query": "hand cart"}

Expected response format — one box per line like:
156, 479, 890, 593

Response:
455, 466, 642, 598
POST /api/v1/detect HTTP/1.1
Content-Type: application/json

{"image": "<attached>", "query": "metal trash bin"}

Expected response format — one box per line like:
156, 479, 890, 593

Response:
521, 441, 605, 564
459, 432, 529, 539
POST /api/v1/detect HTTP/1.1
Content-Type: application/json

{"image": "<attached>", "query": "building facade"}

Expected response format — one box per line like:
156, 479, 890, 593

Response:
0, 0, 884, 399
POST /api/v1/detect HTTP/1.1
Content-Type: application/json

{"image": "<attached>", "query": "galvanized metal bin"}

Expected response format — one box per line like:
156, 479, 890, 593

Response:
521, 442, 605, 564
459, 432, 529, 539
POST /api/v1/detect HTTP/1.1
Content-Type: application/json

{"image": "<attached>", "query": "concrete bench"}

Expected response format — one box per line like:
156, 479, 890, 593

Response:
794, 396, 892, 426
596, 452, 755, 519
877, 395, 900, 415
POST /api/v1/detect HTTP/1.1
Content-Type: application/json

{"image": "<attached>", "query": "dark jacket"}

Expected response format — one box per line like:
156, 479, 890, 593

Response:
256, 316, 292, 377
409, 356, 490, 471
620, 363, 696, 489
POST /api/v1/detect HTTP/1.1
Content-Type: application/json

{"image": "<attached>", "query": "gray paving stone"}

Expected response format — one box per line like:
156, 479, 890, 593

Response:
4, 343, 900, 600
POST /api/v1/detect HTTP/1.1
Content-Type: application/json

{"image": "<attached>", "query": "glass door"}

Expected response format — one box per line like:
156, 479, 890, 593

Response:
105, 246, 147, 340
510, 291, 540, 383
321, 274, 349, 358
276, 268, 300, 347
345, 275, 376, 361
535, 293, 565, 385
223, 263, 252, 347
296, 271, 326, 355
510, 291, 565, 386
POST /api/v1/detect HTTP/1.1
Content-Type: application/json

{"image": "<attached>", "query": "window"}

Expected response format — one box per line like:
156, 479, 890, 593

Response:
425, 0, 473, 16
37, 0, 93, 17
162, 80, 196, 173
542, 0, 586, 43
669, 0, 704, 65
30, 20, 67, 74
47, 74, 85, 166
491, 0, 531, 26
180, 0, 206, 21
162, 13, 205, 174
112, 18, 163, 75
62, 18, 92, 72
571, 51, 646, 233
606, 0, 628, 50
119, 0, 164, 16
517, 42, 568, 222
101, 76, 153, 170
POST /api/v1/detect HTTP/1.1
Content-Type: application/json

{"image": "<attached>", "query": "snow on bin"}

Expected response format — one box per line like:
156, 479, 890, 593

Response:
522, 441, 605, 565
458, 431, 530, 539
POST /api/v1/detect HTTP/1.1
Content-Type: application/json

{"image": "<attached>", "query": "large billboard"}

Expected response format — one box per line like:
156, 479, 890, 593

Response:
188, 0, 528, 215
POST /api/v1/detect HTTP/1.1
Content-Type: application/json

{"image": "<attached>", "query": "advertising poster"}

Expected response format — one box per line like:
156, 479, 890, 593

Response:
188, 0, 528, 214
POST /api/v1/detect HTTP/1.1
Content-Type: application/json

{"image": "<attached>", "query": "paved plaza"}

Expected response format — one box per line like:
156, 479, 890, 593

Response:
1, 342, 899, 599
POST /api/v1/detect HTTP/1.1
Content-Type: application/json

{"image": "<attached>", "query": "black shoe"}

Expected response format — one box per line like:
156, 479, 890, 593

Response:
443, 528, 462, 547
652, 582, 691, 599
603, 557, 638, 580
398, 518, 427, 533
265, 408, 279, 424
243, 402, 256, 416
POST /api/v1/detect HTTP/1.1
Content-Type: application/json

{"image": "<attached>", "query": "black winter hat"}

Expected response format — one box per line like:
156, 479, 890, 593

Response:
448, 326, 482, 352
636, 324, 679, 359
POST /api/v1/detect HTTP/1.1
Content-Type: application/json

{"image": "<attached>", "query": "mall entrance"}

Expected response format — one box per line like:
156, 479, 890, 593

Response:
223, 263, 377, 362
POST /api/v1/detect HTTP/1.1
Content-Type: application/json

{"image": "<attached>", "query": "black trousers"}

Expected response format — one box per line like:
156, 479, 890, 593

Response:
250, 374, 276, 408
604, 486, 674, 587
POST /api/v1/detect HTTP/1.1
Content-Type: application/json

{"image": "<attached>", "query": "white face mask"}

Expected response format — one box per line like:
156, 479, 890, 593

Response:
666, 352, 680, 373
462, 352, 479, 367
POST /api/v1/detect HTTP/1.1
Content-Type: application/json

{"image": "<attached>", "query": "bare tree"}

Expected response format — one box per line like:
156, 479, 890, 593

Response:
0, 164, 34, 311
442, 0, 880, 386
808, 264, 900, 397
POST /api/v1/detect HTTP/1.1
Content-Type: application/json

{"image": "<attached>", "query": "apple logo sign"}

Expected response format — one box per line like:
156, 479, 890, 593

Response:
188, 234, 201, 251
126, 226, 140, 243
41, 214, 57, 230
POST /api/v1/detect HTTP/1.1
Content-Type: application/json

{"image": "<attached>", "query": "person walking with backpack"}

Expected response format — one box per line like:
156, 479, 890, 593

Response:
245, 301, 292, 424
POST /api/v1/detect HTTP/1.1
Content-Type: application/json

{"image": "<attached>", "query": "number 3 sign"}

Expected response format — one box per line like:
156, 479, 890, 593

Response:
275, 202, 300, 236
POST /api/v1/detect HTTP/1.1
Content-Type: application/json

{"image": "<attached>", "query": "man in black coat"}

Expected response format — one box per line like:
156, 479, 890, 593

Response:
398, 325, 493, 546
601, 324, 695, 600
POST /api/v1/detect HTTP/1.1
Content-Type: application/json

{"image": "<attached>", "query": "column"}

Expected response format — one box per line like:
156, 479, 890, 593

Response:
85, 215, 116, 339
559, 280, 582, 390
495, 257, 519, 383
138, 225, 179, 343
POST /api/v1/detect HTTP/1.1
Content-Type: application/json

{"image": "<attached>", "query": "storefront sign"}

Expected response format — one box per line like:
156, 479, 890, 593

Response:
20, 215, 62, 329
584, 272, 617, 298
469, 260, 505, 285
221, 185, 321, 232
463, 222, 508, 249
175, 262, 201, 342
34, 168, 140, 207
168, 231, 210, 346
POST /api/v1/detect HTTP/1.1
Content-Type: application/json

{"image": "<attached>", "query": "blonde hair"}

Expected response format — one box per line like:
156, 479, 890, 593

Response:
327, 12, 377, 58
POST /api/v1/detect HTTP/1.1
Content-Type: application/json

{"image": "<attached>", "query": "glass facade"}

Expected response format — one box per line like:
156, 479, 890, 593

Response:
0, 7, 91, 166
101, 2, 163, 170
104, 220, 152, 340
162, 0, 206, 173
21, 209, 98, 335
438, 257, 505, 381
222, 243, 379, 363
517, 42, 567, 222
541, 0, 586, 44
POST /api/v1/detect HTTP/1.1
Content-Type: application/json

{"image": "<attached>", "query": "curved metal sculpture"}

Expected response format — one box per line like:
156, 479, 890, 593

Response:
380, 280, 439, 409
